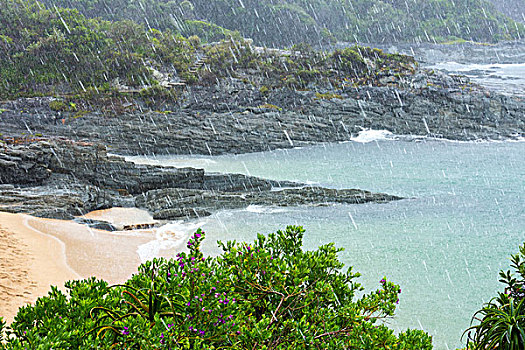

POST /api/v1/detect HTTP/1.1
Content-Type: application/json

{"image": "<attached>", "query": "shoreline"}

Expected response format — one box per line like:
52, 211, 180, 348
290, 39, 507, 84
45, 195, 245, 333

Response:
0, 212, 79, 324
0, 209, 178, 324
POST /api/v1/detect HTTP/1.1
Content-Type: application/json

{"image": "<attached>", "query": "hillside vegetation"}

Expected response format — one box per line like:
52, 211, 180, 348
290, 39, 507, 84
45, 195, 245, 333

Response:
39, 0, 525, 46
0, 0, 417, 100
0, 0, 199, 98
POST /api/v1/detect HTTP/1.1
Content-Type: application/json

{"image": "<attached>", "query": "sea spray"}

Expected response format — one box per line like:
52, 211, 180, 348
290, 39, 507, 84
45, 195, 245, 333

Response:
137, 220, 206, 263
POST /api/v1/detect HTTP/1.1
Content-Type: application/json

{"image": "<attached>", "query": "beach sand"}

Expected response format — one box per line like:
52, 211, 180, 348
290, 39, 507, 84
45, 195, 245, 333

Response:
0, 212, 79, 324
0, 208, 178, 324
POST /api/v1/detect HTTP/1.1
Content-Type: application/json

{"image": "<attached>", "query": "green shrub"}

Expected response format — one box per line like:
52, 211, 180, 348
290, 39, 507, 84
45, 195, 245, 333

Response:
257, 103, 282, 111
259, 85, 269, 94
464, 243, 525, 349
48, 100, 69, 112
315, 92, 343, 100
3, 226, 432, 349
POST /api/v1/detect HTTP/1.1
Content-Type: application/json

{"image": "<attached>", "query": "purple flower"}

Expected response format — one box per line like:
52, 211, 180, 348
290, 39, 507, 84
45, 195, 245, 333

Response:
195, 233, 201, 238
187, 302, 191, 306
199, 330, 205, 336
380, 278, 385, 284
121, 326, 129, 335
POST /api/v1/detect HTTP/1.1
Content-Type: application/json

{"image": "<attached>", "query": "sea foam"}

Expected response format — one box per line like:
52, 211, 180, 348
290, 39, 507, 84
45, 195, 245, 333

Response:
136, 220, 206, 263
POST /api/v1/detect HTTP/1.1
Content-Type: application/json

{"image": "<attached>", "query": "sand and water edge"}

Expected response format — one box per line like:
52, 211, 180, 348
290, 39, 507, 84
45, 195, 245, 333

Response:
0, 208, 174, 324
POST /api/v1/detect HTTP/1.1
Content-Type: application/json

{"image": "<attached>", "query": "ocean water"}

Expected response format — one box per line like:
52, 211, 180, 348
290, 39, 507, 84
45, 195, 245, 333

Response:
130, 138, 525, 350
428, 62, 525, 95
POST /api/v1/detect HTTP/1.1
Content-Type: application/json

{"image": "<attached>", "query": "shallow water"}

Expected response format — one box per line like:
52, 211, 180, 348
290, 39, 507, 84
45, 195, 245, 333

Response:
130, 139, 525, 349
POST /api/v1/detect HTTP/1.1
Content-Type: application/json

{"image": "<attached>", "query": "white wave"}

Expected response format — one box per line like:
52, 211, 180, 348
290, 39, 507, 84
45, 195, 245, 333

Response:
245, 205, 289, 214
136, 220, 206, 263
431, 62, 525, 71
124, 155, 217, 168
351, 129, 396, 143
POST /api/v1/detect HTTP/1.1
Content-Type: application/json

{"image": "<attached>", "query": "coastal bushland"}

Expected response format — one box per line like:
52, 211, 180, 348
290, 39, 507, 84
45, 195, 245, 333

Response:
0, 226, 432, 349
34, 0, 525, 47
0, 0, 418, 105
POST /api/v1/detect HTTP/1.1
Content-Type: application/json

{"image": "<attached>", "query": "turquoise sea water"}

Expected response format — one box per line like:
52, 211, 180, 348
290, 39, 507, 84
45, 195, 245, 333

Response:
131, 139, 525, 349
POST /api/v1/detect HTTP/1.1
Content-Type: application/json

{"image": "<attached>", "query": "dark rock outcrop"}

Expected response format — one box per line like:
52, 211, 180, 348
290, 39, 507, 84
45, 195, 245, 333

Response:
1, 69, 522, 157
135, 187, 401, 220
0, 140, 401, 221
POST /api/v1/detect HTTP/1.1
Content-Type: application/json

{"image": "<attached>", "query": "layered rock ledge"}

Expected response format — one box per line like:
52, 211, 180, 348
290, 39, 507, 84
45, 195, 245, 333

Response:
0, 140, 401, 223
0, 68, 523, 157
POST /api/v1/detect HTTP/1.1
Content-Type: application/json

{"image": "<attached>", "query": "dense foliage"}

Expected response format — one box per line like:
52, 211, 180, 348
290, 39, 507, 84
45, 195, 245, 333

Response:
0, 226, 433, 349
485, 0, 525, 23
0, 0, 418, 101
38, 0, 525, 46
0, 0, 197, 98
464, 243, 525, 349
200, 41, 417, 90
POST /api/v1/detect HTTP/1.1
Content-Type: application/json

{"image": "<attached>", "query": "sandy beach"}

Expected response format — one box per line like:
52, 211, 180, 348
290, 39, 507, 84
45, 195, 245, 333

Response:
0, 212, 79, 323
0, 208, 178, 324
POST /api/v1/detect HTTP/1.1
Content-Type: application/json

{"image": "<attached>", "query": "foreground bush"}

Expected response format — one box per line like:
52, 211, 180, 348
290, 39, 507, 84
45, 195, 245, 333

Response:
1, 226, 432, 349
464, 243, 525, 349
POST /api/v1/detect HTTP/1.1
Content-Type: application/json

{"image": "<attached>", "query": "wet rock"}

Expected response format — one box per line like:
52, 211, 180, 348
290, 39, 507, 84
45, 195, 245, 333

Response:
0, 141, 323, 220
74, 218, 118, 231
153, 208, 212, 220
0, 185, 90, 220
0, 145, 52, 185
122, 223, 157, 230
136, 187, 402, 220
1, 67, 523, 157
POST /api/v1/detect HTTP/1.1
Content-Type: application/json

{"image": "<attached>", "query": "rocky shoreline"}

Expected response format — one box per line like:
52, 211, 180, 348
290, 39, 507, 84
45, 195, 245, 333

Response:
1, 67, 524, 157
0, 63, 523, 227
0, 140, 401, 227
